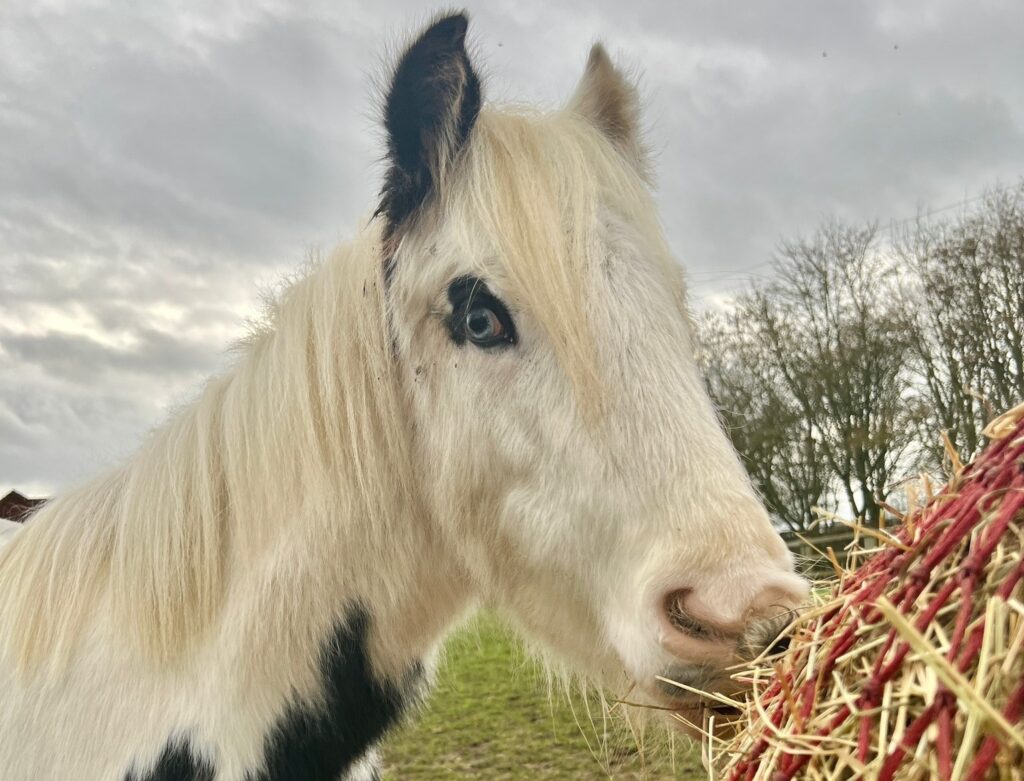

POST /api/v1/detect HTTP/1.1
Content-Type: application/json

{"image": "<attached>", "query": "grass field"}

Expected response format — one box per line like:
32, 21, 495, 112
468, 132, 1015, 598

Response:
382, 613, 704, 780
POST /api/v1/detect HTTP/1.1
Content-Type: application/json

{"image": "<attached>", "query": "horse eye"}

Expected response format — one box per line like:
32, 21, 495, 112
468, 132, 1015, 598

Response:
465, 307, 504, 343
445, 276, 518, 349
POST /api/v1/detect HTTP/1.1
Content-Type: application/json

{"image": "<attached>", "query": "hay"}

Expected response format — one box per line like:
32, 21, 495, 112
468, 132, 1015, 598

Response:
707, 403, 1024, 780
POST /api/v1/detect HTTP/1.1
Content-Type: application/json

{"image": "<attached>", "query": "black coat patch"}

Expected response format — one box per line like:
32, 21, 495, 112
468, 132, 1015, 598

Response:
377, 13, 482, 237
124, 742, 214, 781
131, 607, 421, 781
253, 606, 422, 780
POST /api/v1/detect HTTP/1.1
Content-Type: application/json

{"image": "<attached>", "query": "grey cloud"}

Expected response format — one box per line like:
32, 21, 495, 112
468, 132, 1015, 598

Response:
1, 0, 1023, 492
0, 3, 380, 267
2, 328, 220, 383
668, 84, 1023, 288
0, 376, 162, 492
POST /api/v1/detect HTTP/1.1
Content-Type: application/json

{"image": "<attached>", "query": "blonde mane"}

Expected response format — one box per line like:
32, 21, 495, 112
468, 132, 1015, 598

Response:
0, 225, 419, 671
0, 103, 669, 674
445, 107, 675, 414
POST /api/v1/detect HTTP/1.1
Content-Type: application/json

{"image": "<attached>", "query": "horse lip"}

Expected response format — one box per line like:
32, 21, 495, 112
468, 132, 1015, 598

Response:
656, 663, 718, 696
653, 662, 747, 724
659, 697, 746, 740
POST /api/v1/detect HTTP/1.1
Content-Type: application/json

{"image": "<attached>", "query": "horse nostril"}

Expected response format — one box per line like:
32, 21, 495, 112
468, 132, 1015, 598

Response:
663, 589, 737, 642
663, 589, 723, 643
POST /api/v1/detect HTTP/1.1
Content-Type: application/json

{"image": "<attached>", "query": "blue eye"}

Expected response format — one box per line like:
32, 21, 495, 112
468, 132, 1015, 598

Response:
446, 276, 518, 349
465, 307, 505, 343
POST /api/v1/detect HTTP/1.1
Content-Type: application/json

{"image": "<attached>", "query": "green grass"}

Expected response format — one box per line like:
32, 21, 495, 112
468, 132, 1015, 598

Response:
382, 613, 704, 780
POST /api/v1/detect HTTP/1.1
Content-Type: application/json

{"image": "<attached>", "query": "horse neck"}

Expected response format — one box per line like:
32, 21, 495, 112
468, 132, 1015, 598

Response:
1, 232, 474, 679
149, 236, 475, 676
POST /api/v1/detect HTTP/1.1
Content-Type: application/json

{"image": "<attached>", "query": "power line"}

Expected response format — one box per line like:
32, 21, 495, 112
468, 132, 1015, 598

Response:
686, 178, 1022, 294
876, 180, 1021, 236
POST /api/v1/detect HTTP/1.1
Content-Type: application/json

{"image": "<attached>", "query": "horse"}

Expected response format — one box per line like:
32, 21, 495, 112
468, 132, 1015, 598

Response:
0, 13, 808, 781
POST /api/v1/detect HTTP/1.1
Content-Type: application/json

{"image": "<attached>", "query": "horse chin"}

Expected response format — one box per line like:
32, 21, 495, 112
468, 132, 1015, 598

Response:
645, 666, 747, 739
661, 697, 745, 740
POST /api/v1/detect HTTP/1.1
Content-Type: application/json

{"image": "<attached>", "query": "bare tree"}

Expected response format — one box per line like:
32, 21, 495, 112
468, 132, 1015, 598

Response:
702, 223, 918, 527
700, 311, 828, 533
701, 187, 1024, 535
898, 184, 1024, 464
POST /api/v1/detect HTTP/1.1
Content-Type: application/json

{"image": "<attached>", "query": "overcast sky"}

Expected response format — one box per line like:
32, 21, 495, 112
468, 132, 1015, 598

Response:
2, 0, 1023, 496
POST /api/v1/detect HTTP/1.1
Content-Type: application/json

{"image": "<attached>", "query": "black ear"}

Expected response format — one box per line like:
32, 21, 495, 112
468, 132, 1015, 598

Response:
378, 13, 482, 236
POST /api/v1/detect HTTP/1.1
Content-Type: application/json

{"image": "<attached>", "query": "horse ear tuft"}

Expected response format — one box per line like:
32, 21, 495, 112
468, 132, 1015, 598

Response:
569, 44, 646, 170
378, 13, 482, 236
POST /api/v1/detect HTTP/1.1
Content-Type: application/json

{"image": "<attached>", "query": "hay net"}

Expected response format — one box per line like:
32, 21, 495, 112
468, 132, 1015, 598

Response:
711, 403, 1024, 781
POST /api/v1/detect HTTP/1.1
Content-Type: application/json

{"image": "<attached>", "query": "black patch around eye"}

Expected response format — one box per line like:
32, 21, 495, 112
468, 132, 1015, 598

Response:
445, 276, 518, 348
